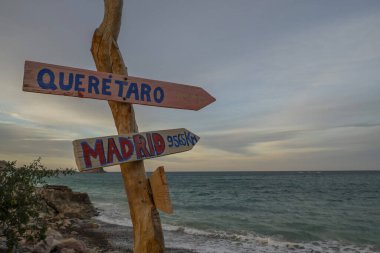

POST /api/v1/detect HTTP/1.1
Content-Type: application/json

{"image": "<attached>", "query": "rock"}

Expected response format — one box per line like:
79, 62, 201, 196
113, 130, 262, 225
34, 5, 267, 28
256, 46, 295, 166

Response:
285, 243, 305, 250
286, 243, 296, 250
57, 213, 65, 219
46, 228, 63, 240
32, 236, 58, 253
37, 185, 97, 219
71, 223, 81, 230
50, 223, 58, 230
52, 238, 89, 253
59, 248, 76, 253
86, 222, 100, 229
63, 219, 71, 227
70, 231, 79, 236
0, 237, 7, 253
294, 244, 304, 249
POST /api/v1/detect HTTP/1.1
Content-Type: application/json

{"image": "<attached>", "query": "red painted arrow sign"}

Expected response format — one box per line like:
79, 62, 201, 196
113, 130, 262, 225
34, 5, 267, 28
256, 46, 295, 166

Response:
23, 61, 215, 110
73, 128, 199, 171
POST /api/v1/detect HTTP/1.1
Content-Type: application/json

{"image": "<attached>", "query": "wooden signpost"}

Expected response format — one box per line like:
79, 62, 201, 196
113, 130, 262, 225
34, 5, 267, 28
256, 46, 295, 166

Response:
22, 0, 215, 252
149, 166, 173, 214
73, 128, 199, 171
23, 61, 215, 111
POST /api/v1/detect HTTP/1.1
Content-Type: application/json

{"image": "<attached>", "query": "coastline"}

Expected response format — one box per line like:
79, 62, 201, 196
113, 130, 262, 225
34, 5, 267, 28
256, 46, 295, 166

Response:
3, 171, 380, 253
0, 185, 196, 253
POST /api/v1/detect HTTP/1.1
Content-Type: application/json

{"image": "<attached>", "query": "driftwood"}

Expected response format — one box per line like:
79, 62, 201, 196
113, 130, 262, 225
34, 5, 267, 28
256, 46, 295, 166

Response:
90, 0, 164, 252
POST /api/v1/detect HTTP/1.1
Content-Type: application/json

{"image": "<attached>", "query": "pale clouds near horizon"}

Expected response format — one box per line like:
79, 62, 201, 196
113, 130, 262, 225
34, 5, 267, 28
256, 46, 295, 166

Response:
0, 0, 379, 171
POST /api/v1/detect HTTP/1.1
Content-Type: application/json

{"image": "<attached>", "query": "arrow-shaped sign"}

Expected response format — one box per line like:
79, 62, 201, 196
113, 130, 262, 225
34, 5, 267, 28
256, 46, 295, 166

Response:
23, 61, 215, 110
73, 128, 199, 171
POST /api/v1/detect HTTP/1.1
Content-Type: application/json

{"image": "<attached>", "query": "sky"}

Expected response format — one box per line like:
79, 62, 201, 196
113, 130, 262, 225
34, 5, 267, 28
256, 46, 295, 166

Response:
0, 0, 379, 171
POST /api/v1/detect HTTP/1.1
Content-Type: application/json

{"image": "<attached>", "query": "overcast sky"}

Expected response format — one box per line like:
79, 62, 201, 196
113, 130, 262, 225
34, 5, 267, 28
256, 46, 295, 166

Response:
0, 0, 379, 171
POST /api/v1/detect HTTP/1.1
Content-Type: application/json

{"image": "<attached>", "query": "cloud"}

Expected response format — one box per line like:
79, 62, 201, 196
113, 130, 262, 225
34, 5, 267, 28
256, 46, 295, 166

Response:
0, 121, 75, 167
0, 1, 379, 171
200, 128, 302, 154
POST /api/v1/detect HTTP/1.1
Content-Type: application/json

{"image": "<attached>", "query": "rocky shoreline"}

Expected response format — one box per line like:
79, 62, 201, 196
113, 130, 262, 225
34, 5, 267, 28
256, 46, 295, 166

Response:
0, 185, 195, 253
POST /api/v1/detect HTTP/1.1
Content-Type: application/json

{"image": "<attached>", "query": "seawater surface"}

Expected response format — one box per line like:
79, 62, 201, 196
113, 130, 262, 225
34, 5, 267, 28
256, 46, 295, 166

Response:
48, 171, 380, 253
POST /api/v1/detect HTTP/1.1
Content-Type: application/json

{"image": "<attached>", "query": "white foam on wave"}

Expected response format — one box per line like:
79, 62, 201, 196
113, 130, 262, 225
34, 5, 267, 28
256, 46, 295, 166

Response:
93, 201, 133, 227
164, 230, 380, 253
93, 202, 379, 253
95, 213, 133, 227
162, 223, 212, 236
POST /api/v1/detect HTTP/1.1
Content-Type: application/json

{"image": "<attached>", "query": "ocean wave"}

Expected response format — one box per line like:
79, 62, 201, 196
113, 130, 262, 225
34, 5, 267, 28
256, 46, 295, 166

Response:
94, 210, 379, 253
95, 213, 133, 227
163, 225, 380, 253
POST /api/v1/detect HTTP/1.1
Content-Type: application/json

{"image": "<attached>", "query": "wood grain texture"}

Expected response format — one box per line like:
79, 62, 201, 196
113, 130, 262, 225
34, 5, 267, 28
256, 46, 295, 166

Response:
149, 167, 173, 214
73, 128, 199, 171
91, 0, 164, 252
23, 60, 215, 111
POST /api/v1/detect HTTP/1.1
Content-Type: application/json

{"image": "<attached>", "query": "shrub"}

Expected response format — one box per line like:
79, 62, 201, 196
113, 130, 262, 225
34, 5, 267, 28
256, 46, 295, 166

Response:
0, 158, 74, 252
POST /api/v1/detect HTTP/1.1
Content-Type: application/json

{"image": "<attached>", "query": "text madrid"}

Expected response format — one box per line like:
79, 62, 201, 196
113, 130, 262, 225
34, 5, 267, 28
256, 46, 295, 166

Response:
81, 131, 198, 168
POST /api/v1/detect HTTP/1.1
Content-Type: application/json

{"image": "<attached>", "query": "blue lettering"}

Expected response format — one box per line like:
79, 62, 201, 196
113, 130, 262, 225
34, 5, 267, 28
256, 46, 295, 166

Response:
185, 131, 195, 145
173, 136, 179, 147
59, 72, 73, 91
126, 83, 139, 100
153, 87, 164, 103
141, 83, 151, 102
180, 134, 186, 146
102, 77, 112, 96
88, 75, 100, 94
191, 134, 198, 145
167, 136, 173, 147
115, 80, 127, 97
37, 68, 57, 90
74, 74, 85, 92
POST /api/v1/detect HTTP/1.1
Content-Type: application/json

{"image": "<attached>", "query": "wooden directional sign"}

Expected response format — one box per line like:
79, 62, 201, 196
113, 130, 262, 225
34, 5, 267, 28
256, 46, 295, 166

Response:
149, 166, 173, 214
23, 61, 215, 110
73, 128, 199, 171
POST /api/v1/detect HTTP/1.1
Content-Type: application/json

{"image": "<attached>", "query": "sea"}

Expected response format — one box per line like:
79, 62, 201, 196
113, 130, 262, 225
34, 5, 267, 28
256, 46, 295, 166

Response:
48, 171, 380, 253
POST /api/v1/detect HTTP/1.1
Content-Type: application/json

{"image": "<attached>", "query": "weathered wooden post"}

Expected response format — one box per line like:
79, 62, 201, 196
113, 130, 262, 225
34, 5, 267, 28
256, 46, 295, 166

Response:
22, 1, 215, 252
90, 0, 164, 252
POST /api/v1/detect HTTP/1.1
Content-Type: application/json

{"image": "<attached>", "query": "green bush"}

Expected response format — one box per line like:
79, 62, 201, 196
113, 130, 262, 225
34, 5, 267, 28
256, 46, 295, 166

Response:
0, 158, 74, 252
